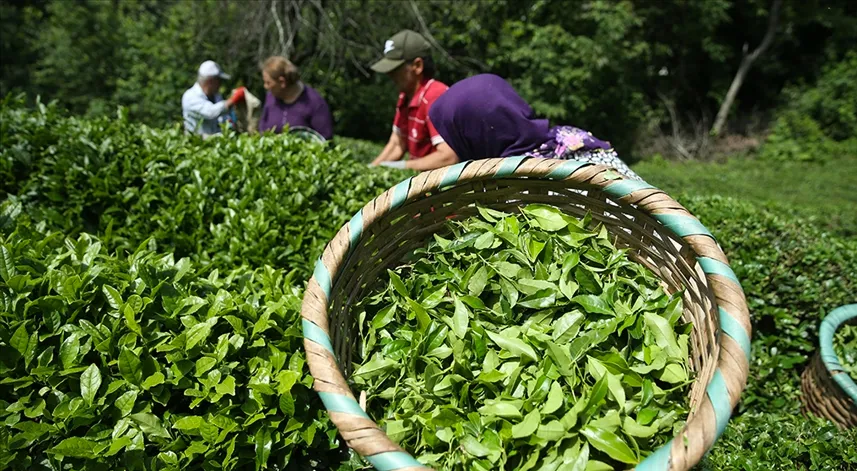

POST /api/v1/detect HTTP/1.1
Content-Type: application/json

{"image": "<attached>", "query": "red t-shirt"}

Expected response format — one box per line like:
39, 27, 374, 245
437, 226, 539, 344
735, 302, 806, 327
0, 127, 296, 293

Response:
393, 78, 449, 158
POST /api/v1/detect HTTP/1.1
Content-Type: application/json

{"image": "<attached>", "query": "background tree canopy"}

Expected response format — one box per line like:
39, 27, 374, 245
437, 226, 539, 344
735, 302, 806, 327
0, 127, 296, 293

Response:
1, 0, 855, 157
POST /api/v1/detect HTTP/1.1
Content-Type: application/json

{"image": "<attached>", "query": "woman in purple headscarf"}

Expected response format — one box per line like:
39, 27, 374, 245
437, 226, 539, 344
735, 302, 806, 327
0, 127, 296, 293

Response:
422, 74, 641, 180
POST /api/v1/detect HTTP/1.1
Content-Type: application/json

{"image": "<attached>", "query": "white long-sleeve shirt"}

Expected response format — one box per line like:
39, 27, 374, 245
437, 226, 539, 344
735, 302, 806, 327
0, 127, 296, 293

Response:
181, 82, 229, 136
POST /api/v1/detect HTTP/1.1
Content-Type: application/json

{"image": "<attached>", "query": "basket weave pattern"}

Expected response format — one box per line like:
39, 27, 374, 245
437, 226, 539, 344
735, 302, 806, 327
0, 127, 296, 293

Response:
301, 157, 752, 471
800, 304, 857, 429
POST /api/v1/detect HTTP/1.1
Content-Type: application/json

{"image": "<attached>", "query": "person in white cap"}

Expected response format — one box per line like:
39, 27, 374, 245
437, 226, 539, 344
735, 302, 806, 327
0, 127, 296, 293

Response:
181, 60, 246, 137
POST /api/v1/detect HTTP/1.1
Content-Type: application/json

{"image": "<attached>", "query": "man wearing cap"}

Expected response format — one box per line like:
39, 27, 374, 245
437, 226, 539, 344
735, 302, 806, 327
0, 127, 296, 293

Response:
182, 60, 246, 137
369, 30, 456, 171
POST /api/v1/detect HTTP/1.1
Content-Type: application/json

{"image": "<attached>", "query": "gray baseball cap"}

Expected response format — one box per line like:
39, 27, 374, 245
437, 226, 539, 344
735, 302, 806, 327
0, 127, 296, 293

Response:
370, 30, 432, 74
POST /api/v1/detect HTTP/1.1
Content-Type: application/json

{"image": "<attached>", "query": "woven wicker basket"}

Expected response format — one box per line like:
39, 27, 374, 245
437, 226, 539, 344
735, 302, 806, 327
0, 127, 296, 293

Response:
800, 304, 857, 429
301, 157, 752, 471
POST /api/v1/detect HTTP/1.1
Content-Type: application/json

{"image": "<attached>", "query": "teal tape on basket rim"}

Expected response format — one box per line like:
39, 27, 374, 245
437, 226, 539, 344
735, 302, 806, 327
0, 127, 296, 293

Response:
440, 161, 467, 188
495, 155, 527, 177
706, 368, 732, 439
818, 304, 857, 403
390, 178, 412, 210
365, 451, 426, 471
653, 213, 714, 239
348, 210, 364, 250
604, 179, 656, 198
312, 258, 332, 299
697, 257, 741, 286
546, 159, 590, 180
318, 391, 371, 420
302, 319, 334, 355
635, 438, 672, 471
719, 307, 752, 363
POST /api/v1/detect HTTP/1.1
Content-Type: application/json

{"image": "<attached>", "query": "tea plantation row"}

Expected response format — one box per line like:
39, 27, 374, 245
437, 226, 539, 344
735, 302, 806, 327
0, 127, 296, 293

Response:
1, 99, 855, 470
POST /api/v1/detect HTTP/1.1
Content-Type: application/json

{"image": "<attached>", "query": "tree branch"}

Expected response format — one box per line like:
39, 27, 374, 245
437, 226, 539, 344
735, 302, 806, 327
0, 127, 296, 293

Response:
407, 0, 460, 66
711, 0, 782, 136
271, 0, 287, 57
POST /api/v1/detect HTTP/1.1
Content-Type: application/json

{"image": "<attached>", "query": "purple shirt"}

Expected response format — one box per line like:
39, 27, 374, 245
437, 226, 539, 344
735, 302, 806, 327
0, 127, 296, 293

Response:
258, 85, 333, 139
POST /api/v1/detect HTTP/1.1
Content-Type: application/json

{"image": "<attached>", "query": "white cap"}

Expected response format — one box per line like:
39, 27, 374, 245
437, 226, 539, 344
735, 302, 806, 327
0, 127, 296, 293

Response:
198, 60, 230, 80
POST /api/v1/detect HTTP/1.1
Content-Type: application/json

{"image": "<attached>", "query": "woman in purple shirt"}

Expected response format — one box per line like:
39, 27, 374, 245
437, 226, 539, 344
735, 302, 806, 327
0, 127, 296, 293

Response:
427, 74, 641, 180
259, 56, 334, 139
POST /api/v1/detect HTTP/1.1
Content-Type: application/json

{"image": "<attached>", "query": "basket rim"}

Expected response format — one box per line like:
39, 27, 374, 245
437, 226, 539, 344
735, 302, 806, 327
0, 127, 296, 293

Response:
819, 304, 857, 404
300, 156, 752, 471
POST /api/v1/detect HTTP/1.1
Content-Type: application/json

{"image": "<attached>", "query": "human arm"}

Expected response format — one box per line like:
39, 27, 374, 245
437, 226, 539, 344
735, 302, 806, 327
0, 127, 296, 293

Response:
402, 142, 459, 171
371, 130, 407, 166
186, 87, 245, 120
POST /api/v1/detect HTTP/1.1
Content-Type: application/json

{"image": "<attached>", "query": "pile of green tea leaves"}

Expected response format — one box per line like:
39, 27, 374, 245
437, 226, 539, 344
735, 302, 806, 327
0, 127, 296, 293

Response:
350, 204, 693, 470
833, 323, 857, 378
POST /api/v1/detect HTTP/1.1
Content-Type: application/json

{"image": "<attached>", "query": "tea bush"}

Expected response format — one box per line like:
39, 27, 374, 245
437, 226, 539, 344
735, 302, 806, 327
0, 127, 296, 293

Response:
2, 100, 857, 470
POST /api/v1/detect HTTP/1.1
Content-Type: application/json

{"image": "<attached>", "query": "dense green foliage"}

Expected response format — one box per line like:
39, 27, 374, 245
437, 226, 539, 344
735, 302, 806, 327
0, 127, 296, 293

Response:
2, 0, 856, 154
834, 324, 857, 378
353, 206, 691, 469
759, 51, 857, 163
2, 101, 857, 469
0, 219, 346, 470
0, 96, 407, 278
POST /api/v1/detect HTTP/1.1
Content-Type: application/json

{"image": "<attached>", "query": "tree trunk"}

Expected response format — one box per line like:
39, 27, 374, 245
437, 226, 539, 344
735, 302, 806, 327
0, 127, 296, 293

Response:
711, 0, 782, 137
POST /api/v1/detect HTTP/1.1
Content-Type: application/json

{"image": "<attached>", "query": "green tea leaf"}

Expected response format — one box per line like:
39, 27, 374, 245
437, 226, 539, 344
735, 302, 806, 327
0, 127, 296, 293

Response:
59, 333, 80, 369
536, 420, 565, 441
461, 435, 492, 457
512, 409, 541, 438
80, 363, 102, 406
523, 204, 569, 231
657, 363, 688, 384
186, 317, 217, 350
0, 245, 13, 281
478, 401, 523, 419
644, 312, 682, 358
102, 285, 123, 311
581, 425, 638, 464
474, 231, 495, 250
623, 416, 658, 438
118, 347, 142, 385
486, 329, 538, 362
371, 304, 396, 330
254, 427, 273, 471
10, 323, 29, 356
142, 372, 165, 389
46, 437, 99, 459
468, 266, 491, 296
131, 412, 171, 439
518, 289, 556, 309
352, 355, 397, 378
115, 390, 137, 417
173, 416, 203, 431
542, 381, 564, 415
572, 295, 613, 315
553, 311, 585, 344
568, 442, 590, 471
452, 296, 470, 339
216, 375, 236, 396
389, 270, 409, 298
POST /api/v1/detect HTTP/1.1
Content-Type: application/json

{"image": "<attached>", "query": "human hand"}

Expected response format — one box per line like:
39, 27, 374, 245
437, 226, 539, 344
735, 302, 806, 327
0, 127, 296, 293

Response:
379, 160, 407, 169
229, 87, 246, 104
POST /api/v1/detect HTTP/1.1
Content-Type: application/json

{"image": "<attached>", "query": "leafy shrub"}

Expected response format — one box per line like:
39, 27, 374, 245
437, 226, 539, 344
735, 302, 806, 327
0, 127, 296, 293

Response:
0, 95, 64, 198
699, 412, 857, 470
0, 206, 346, 471
3, 100, 857, 469
760, 52, 857, 162
1, 100, 408, 278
